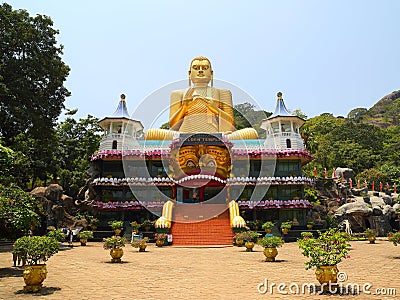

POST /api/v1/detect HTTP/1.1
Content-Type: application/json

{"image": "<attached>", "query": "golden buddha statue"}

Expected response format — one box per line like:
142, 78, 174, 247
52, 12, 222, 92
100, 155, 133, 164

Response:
145, 56, 258, 140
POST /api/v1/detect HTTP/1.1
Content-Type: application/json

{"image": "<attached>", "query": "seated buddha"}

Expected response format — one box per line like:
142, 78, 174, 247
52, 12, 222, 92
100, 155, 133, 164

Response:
145, 56, 258, 140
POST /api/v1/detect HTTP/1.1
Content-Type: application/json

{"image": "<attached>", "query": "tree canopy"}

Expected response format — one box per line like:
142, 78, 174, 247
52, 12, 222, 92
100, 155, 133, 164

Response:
0, 3, 70, 188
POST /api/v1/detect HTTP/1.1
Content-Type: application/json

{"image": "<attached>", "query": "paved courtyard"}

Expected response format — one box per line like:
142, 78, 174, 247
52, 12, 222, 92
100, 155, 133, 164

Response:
0, 238, 399, 299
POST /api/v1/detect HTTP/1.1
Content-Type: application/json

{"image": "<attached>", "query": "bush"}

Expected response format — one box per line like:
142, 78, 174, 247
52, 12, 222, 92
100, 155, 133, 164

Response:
78, 230, 93, 239
388, 232, 400, 246
13, 236, 59, 265
103, 236, 126, 249
47, 229, 66, 242
0, 183, 43, 240
297, 228, 351, 270
258, 236, 284, 248
261, 221, 275, 230
108, 220, 123, 230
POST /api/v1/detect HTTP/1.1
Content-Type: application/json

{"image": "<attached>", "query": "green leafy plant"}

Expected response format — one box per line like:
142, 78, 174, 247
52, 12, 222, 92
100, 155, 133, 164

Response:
103, 236, 126, 250
108, 220, 123, 230
155, 233, 167, 241
0, 183, 43, 240
364, 228, 377, 238
78, 230, 93, 239
131, 237, 149, 248
388, 231, 400, 246
130, 221, 140, 232
280, 221, 293, 230
258, 236, 284, 248
90, 218, 100, 226
297, 228, 351, 270
141, 219, 153, 228
325, 215, 336, 228
252, 219, 263, 230
304, 186, 319, 203
46, 229, 66, 242
261, 221, 275, 230
13, 236, 59, 266
234, 231, 260, 242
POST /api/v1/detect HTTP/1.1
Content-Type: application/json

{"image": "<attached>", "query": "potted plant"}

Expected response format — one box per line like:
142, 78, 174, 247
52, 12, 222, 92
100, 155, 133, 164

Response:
130, 221, 141, 234
46, 229, 66, 243
261, 221, 275, 234
13, 236, 59, 293
235, 231, 260, 252
131, 237, 149, 252
252, 219, 263, 231
103, 236, 126, 263
297, 228, 351, 290
155, 233, 167, 247
280, 221, 292, 234
108, 220, 124, 236
141, 219, 153, 231
90, 217, 100, 231
78, 230, 93, 246
257, 235, 284, 261
364, 228, 377, 244
388, 231, 400, 246
307, 221, 314, 230
234, 232, 245, 247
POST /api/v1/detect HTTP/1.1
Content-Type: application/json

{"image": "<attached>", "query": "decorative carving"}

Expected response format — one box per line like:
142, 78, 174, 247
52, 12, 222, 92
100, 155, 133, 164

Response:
169, 144, 231, 179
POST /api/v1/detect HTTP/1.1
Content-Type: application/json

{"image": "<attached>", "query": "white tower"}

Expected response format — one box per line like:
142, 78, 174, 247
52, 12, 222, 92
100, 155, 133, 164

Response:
98, 94, 143, 151
261, 92, 306, 150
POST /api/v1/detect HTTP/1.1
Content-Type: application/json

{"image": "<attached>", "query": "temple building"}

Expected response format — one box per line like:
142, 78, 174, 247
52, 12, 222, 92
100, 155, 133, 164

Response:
88, 57, 313, 245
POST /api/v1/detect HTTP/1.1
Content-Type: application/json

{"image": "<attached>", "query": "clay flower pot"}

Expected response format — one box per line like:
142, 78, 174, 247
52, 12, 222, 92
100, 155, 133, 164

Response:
23, 265, 47, 293
263, 247, 278, 262
110, 248, 124, 263
245, 241, 255, 252
315, 265, 339, 291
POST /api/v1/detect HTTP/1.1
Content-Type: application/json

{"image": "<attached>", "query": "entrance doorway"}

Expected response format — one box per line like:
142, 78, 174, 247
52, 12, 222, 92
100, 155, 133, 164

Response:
176, 185, 226, 203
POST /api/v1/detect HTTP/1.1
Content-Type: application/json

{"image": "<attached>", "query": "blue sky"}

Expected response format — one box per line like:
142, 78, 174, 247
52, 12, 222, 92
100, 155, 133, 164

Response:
4, 0, 400, 128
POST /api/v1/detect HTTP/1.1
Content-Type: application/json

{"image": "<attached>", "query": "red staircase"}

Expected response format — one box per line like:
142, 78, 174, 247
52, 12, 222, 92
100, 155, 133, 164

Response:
170, 203, 233, 246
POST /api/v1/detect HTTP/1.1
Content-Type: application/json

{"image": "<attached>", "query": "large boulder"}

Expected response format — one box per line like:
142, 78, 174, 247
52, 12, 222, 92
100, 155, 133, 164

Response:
30, 187, 47, 198
370, 196, 386, 208
62, 194, 74, 214
45, 184, 63, 203
334, 199, 372, 217
334, 167, 354, 180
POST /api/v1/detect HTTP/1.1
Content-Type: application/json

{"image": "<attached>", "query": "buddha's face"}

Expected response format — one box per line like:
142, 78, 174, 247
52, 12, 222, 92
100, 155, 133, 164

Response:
189, 59, 212, 84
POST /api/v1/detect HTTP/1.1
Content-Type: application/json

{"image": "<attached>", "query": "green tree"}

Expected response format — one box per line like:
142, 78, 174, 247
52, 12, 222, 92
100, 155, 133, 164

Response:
55, 111, 101, 197
233, 102, 271, 137
0, 4, 70, 187
0, 140, 30, 187
355, 169, 388, 187
347, 107, 368, 123
292, 109, 307, 119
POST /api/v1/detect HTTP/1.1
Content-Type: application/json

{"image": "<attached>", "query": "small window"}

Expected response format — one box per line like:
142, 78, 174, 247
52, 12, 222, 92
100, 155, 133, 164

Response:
112, 140, 117, 149
286, 139, 291, 148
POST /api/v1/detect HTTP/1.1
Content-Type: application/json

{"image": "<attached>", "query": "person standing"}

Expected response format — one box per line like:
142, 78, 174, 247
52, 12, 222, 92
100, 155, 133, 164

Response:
67, 227, 73, 247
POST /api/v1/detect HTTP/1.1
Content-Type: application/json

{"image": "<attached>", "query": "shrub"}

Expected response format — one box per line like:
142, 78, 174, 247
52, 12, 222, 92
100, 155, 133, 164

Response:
47, 229, 66, 242
13, 236, 59, 265
297, 228, 351, 270
258, 236, 284, 248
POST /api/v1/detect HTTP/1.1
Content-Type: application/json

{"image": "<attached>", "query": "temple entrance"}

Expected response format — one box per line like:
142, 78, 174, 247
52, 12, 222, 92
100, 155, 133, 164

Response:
176, 185, 225, 203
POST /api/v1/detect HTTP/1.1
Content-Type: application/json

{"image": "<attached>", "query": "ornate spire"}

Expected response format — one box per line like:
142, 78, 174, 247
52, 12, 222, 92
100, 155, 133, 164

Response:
269, 92, 291, 118
112, 94, 130, 117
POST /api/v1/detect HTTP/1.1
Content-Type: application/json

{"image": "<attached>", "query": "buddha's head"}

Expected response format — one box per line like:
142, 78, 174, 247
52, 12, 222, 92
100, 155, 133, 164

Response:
188, 56, 213, 85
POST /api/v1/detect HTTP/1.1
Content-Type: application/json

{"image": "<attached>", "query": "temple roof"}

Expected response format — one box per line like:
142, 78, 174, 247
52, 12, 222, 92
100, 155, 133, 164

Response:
98, 94, 144, 130
112, 94, 130, 118
268, 92, 293, 119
